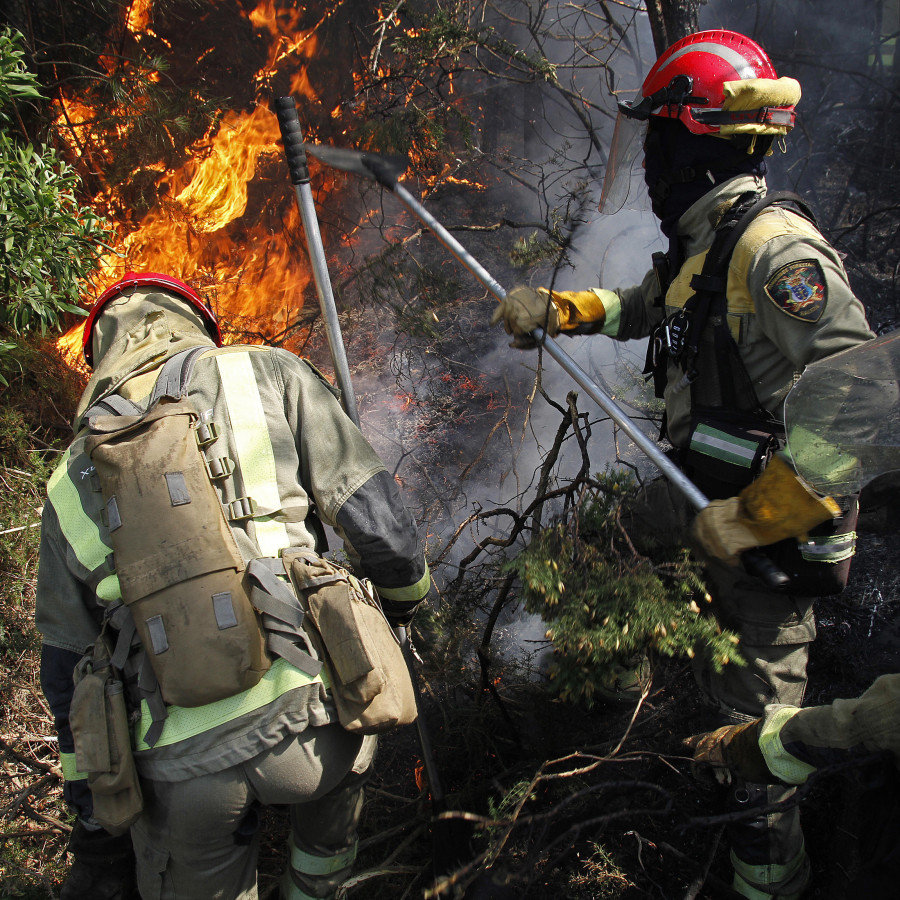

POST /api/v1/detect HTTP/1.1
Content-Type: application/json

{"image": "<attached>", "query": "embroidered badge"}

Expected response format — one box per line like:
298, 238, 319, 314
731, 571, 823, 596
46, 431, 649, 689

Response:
764, 259, 827, 322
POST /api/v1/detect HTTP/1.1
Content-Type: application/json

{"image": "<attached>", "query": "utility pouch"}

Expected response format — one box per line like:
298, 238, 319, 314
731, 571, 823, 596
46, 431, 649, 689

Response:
284, 549, 417, 735
86, 402, 270, 708
683, 413, 784, 501
70, 636, 143, 835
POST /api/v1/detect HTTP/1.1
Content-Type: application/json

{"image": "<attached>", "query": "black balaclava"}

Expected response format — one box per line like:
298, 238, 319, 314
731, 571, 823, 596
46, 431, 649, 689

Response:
643, 117, 773, 238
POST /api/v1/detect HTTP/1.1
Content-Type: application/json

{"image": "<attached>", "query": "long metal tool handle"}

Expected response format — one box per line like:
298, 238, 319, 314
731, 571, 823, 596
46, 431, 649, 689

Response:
389, 182, 788, 588
275, 97, 361, 428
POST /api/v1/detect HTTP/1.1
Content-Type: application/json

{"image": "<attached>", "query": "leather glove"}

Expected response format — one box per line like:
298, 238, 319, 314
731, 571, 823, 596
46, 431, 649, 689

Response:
691, 454, 841, 566
490, 286, 560, 348
490, 286, 608, 349
685, 719, 772, 785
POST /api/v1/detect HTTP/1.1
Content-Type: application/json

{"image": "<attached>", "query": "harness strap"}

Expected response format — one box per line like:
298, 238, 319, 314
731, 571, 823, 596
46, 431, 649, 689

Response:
246, 558, 322, 679
83, 346, 209, 430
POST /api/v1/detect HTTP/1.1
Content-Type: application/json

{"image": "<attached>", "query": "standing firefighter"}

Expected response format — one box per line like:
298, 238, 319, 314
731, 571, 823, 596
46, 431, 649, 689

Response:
491, 31, 874, 900
37, 272, 430, 900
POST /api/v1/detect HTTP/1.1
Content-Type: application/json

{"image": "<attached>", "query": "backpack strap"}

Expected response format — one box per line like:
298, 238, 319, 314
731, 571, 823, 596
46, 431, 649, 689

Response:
147, 346, 209, 406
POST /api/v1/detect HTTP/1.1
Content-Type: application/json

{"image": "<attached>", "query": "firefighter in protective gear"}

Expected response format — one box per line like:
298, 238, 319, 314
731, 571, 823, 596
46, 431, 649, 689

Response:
492, 30, 875, 900
37, 272, 431, 900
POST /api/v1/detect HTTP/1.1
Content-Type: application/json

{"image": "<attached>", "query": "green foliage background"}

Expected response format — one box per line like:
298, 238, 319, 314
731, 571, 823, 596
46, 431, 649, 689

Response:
0, 27, 111, 383
510, 470, 745, 707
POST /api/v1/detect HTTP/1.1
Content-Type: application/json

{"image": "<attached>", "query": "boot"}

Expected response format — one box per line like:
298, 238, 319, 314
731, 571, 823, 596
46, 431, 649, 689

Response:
60, 820, 137, 900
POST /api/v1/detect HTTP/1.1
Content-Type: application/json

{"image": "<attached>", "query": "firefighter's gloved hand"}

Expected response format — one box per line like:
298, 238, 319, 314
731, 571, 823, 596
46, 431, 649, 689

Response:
685, 720, 772, 785
60, 820, 138, 900
691, 454, 841, 566
547, 289, 608, 330
490, 286, 560, 348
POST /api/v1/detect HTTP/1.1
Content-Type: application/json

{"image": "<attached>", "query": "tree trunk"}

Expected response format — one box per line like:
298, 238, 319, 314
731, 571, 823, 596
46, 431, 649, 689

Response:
645, 0, 706, 57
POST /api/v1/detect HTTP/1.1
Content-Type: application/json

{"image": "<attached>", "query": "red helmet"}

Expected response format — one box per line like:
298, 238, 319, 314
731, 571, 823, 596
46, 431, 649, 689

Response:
620, 30, 796, 136
82, 271, 221, 367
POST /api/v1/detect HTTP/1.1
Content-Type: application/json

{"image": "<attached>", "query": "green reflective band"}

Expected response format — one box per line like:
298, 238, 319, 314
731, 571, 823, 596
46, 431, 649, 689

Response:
288, 834, 357, 876
799, 532, 856, 564
60, 752, 88, 782
375, 564, 431, 604
759, 706, 816, 785
48, 450, 117, 580
96, 573, 121, 603
731, 843, 807, 893
134, 657, 324, 750
599, 291, 621, 337
215, 350, 289, 558
690, 424, 758, 467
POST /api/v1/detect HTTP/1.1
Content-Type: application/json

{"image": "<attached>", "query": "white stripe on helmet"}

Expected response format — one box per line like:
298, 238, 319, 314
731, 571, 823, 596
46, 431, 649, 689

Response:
655, 41, 758, 84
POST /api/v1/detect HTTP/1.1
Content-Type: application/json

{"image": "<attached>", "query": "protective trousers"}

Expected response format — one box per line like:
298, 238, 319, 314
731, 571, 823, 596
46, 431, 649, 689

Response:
622, 478, 813, 899
131, 723, 376, 900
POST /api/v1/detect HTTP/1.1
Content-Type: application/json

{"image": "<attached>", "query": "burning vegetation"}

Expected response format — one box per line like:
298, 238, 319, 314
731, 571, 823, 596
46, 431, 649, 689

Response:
2, 1, 900, 898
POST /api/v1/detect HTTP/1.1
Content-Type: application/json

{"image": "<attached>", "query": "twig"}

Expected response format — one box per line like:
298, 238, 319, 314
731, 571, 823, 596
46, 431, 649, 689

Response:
0, 523, 41, 535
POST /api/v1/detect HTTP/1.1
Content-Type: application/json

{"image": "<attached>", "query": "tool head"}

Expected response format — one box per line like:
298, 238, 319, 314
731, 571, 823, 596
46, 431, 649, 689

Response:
303, 143, 409, 187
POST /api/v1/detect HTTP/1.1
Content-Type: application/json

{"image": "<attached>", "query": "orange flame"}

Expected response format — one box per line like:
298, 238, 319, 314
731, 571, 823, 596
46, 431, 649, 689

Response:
55, 0, 356, 360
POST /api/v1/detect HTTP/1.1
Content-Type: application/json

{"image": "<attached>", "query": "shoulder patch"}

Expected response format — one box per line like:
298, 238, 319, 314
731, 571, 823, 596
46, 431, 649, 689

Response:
764, 259, 827, 322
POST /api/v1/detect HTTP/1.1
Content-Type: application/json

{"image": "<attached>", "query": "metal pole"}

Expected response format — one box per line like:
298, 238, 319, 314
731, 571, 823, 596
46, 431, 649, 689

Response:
274, 97, 361, 428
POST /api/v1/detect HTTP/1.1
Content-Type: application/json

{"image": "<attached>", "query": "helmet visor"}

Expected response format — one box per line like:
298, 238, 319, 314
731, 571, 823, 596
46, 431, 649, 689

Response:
598, 111, 647, 214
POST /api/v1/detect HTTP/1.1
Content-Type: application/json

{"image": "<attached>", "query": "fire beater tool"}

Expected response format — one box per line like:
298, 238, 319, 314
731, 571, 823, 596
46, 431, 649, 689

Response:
274, 99, 471, 889
274, 97, 361, 428
302, 141, 789, 590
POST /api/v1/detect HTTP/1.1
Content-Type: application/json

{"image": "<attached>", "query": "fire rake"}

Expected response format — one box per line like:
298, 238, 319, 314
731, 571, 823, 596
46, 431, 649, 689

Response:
301, 141, 788, 589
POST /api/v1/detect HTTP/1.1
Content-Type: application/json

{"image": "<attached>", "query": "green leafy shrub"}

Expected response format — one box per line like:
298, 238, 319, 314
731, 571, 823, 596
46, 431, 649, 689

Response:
0, 27, 112, 382
508, 470, 744, 706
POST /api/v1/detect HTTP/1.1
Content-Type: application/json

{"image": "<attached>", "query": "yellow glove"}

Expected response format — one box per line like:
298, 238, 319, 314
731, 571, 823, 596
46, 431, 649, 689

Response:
691, 454, 841, 566
549, 289, 608, 329
490, 287, 607, 348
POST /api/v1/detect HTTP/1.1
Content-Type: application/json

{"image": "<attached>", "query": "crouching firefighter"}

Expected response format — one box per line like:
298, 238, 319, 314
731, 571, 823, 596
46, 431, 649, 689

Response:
36, 272, 431, 900
491, 30, 875, 900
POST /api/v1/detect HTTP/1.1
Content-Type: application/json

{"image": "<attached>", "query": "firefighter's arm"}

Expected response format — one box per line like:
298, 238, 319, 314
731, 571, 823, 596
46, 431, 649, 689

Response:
688, 673, 900, 785
35, 512, 100, 820
291, 358, 430, 625
334, 469, 431, 626
691, 454, 840, 566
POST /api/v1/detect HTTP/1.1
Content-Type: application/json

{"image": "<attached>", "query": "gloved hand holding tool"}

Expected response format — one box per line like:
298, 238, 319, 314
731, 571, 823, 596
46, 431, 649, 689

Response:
685, 720, 771, 786
691, 454, 840, 566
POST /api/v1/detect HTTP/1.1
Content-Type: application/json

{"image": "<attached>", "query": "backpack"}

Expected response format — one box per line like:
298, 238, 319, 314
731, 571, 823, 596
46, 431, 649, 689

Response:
84, 347, 321, 745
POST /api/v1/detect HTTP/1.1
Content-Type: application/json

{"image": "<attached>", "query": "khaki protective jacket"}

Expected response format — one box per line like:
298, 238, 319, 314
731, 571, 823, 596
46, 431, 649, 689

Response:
580, 175, 875, 449
759, 673, 900, 783
36, 290, 430, 783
